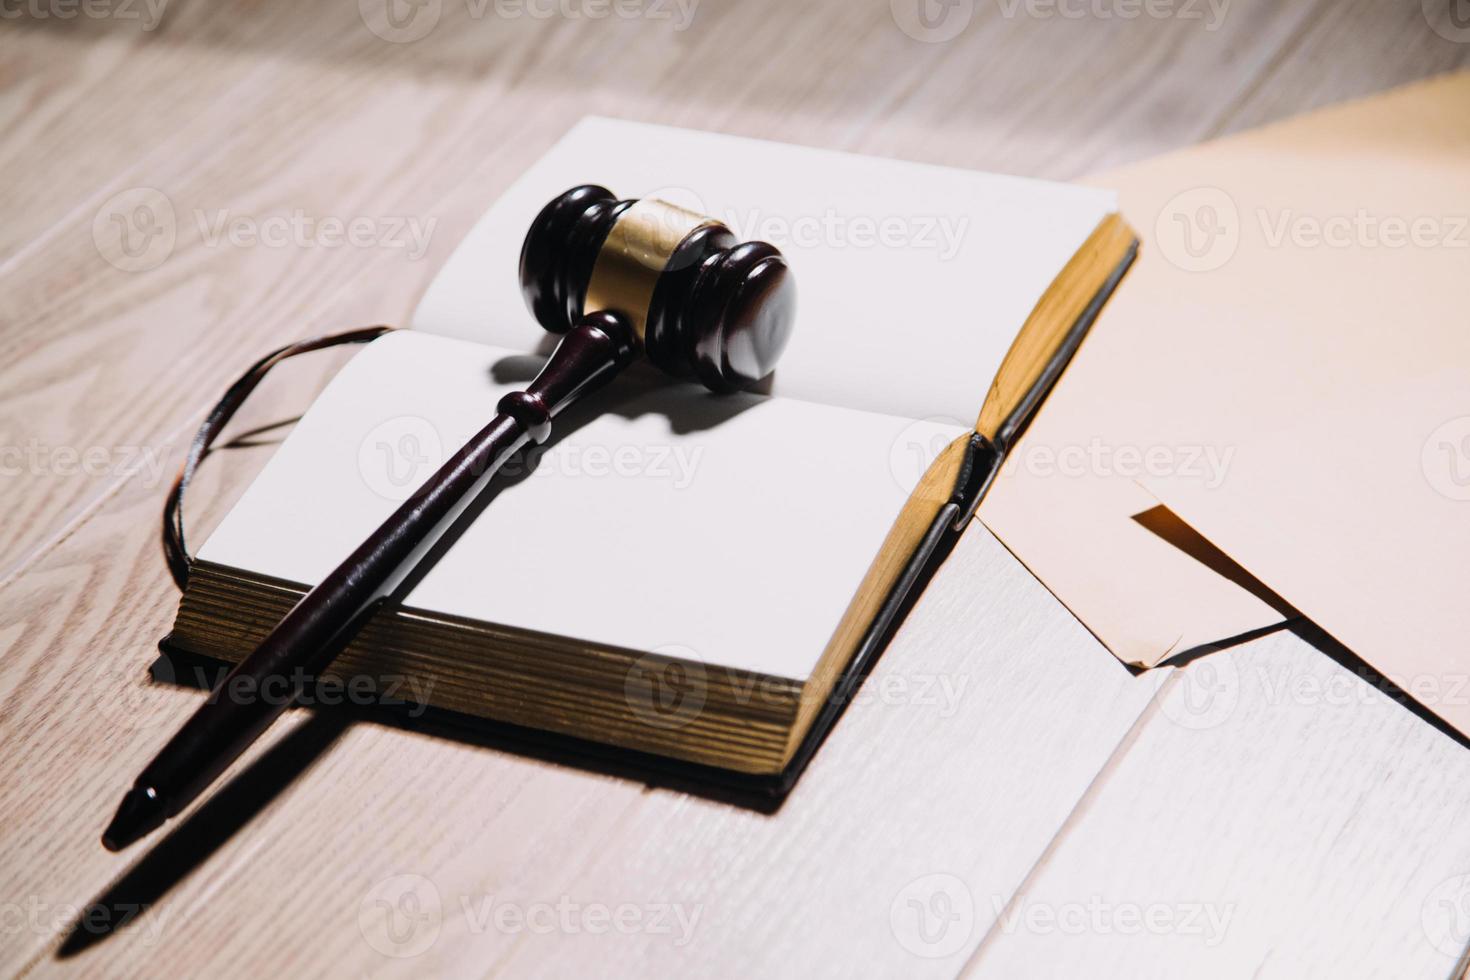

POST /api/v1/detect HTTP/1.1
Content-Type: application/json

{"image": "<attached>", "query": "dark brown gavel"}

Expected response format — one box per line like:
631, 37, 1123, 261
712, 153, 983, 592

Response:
103, 186, 797, 850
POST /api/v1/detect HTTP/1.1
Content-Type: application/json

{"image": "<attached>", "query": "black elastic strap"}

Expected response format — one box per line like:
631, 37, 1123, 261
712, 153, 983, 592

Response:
163, 326, 395, 590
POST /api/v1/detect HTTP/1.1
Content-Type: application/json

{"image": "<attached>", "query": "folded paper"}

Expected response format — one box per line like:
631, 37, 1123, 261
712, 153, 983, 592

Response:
981, 71, 1470, 668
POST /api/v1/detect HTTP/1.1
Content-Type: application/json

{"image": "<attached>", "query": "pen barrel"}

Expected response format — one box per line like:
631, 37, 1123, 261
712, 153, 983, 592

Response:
143, 409, 529, 811
137, 313, 637, 817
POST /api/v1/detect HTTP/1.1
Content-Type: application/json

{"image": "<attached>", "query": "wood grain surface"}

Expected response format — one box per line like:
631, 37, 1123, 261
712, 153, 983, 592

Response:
2, 1, 1469, 976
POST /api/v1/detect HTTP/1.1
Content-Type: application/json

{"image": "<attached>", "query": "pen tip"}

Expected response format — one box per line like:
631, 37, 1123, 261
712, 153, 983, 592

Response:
102, 786, 166, 851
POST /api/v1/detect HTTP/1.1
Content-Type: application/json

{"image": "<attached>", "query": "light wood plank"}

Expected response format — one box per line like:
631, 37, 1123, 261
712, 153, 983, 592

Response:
1209, 0, 1470, 137
967, 629, 1470, 979
0, 4, 386, 265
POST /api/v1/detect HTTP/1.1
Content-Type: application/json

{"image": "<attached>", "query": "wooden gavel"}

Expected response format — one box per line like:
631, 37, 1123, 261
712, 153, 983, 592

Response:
103, 187, 798, 850
521, 184, 796, 393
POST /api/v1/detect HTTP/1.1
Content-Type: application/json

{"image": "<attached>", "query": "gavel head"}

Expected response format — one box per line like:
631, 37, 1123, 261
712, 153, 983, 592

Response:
519, 185, 796, 393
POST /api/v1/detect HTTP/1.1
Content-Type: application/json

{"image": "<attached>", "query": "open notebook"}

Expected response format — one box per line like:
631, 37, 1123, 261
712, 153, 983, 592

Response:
169, 118, 1135, 779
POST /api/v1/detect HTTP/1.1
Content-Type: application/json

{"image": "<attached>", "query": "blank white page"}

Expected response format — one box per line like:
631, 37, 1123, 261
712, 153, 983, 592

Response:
413, 117, 1116, 424
199, 331, 966, 682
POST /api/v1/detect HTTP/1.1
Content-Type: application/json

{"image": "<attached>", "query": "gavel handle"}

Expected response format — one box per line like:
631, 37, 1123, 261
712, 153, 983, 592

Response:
104, 312, 637, 849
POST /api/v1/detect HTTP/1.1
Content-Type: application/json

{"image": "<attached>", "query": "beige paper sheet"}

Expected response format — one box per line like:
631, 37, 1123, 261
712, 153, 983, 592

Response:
980, 70, 1470, 667
1144, 370, 1470, 734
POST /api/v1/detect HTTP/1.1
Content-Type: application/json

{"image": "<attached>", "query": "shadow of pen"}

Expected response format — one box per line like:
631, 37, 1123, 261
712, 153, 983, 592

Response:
56, 712, 349, 960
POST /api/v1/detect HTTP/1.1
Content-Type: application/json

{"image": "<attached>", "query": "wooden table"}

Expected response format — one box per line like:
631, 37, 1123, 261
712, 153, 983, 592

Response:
3, 2, 1469, 976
